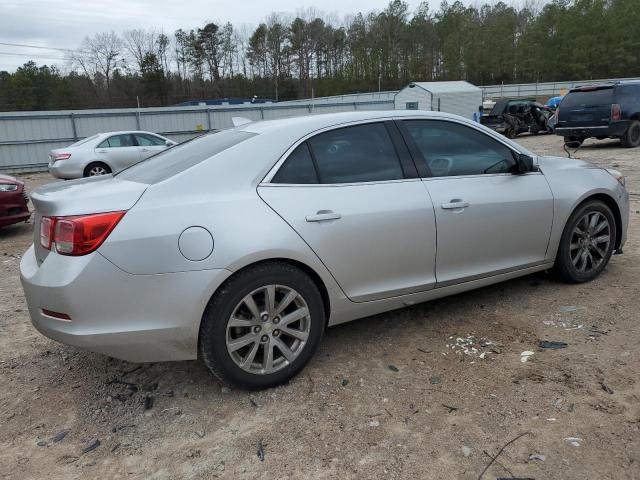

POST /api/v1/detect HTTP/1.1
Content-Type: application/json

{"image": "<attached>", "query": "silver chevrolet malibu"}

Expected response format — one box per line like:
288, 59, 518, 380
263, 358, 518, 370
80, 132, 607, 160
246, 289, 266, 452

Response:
20, 111, 629, 389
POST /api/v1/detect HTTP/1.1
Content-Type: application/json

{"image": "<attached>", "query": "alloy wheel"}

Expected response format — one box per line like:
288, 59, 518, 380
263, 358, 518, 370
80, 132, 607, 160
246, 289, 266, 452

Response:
89, 165, 108, 176
225, 285, 311, 375
569, 211, 611, 274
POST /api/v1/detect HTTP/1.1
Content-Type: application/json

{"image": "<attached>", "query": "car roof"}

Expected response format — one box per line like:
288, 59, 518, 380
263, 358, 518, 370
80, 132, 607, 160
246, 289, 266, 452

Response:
240, 110, 468, 135
95, 131, 162, 137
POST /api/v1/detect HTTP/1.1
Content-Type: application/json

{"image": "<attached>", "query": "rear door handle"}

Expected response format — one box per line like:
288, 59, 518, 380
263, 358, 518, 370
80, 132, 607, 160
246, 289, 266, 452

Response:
97, 150, 107, 153
441, 201, 470, 210
306, 210, 342, 222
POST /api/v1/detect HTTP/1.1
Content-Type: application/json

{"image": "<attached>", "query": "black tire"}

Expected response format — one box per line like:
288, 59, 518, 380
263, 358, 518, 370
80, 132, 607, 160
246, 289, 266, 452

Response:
620, 120, 640, 148
553, 200, 616, 283
505, 128, 517, 139
199, 262, 325, 389
563, 136, 584, 145
83, 162, 112, 177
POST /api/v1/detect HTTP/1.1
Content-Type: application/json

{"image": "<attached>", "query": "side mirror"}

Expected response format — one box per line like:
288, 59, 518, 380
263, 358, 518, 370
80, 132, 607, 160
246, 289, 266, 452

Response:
165, 140, 174, 147
516, 153, 535, 173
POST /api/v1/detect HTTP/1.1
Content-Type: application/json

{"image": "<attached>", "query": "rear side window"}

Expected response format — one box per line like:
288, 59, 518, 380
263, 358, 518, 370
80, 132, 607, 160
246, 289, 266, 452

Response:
307, 123, 403, 184
272, 143, 318, 184
98, 134, 135, 148
562, 88, 614, 108
135, 133, 166, 146
615, 85, 640, 104
117, 130, 256, 184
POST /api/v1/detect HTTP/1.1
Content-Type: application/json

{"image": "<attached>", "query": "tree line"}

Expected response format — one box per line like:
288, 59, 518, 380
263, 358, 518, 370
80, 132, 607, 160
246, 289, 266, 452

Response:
1, 0, 639, 111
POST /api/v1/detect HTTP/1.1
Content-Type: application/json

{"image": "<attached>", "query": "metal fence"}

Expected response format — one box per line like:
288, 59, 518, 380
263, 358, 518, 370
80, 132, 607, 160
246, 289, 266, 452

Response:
0, 100, 393, 173
3, 76, 640, 173
481, 77, 640, 99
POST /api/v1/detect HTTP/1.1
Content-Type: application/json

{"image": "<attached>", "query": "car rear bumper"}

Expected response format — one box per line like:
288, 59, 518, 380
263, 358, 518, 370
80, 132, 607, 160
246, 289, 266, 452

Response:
555, 121, 629, 138
20, 245, 232, 362
49, 161, 84, 179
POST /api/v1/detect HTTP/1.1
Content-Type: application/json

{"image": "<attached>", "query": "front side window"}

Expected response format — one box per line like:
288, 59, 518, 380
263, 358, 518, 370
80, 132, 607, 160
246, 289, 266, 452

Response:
307, 123, 404, 184
402, 120, 517, 177
98, 134, 136, 148
135, 133, 167, 146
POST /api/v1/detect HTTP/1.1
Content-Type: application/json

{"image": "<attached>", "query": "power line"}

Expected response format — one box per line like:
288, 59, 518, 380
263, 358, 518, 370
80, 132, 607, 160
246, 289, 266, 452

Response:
0, 51, 66, 61
0, 41, 75, 52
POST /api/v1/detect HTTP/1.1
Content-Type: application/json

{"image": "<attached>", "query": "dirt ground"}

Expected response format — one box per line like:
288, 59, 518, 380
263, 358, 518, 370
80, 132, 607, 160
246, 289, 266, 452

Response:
1, 134, 638, 480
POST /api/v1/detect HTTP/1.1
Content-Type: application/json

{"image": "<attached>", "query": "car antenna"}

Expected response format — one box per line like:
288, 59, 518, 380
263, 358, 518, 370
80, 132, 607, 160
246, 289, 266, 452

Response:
563, 141, 581, 159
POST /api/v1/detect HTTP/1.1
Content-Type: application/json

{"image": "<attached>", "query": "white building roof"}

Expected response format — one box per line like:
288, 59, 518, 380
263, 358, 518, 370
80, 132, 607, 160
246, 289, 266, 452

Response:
406, 81, 481, 94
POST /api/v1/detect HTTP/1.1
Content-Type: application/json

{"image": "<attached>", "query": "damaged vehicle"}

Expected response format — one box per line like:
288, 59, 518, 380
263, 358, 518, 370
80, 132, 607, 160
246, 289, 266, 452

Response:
481, 98, 552, 138
20, 111, 629, 389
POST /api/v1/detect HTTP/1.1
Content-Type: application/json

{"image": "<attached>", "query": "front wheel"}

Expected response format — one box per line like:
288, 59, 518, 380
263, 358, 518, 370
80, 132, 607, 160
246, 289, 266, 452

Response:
199, 262, 325, 389
553, 200, 616, 283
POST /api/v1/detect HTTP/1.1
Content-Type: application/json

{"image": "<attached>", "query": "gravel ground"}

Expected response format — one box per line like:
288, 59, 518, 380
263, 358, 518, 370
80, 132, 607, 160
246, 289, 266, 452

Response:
1, 134, 638, 479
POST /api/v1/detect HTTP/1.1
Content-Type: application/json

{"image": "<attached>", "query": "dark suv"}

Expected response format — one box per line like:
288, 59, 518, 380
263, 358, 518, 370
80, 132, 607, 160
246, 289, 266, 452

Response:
555, 81, 640, 147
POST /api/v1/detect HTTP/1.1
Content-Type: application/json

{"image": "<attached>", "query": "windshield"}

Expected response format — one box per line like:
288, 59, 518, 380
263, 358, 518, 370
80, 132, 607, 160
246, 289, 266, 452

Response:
116, 129, 257, 184
562, 88, 614, 108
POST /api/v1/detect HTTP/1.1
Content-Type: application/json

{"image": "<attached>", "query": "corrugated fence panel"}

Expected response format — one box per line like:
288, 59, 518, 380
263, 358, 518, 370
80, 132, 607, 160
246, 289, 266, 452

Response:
75, 113, 138, 137
0, 115, 74, 142
141, 110, 210, 135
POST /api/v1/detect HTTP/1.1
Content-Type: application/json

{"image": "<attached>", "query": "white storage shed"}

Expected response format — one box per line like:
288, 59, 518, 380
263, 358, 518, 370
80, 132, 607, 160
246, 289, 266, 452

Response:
394, 81, 482, 120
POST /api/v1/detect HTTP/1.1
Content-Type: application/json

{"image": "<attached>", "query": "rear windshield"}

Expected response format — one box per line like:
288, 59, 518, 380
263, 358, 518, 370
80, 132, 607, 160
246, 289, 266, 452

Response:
117, 129, 256, 184
70, 134, 100, 147
562, 88, 613, 108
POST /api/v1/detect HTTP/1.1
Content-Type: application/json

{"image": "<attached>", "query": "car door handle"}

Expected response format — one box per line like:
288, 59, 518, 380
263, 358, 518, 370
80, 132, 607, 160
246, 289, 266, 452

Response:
305, 211, 342, 222
97, 150, 107, 153
441, 201, 470, 210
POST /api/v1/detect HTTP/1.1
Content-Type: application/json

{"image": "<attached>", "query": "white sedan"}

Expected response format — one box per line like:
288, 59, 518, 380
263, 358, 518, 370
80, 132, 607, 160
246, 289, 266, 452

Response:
48, 131, 177, 179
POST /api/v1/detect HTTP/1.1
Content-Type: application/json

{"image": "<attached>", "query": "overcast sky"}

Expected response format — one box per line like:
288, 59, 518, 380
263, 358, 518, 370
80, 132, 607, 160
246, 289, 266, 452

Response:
1, 0, 534, 72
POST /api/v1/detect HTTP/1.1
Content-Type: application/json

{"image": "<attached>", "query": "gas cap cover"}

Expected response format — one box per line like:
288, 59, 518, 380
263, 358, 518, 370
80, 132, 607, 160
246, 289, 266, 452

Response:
178, 226, 214, 261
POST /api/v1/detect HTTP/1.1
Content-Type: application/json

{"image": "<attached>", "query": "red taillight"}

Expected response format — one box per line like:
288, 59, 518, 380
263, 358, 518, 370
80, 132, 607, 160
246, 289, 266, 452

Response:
53, 153, 72, 161
40, 211, 125, 256
611, 103, 621, 121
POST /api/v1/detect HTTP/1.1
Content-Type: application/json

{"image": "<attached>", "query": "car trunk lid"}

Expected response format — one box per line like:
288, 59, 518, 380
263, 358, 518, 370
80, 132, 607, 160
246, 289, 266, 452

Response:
31, 175, 148, 264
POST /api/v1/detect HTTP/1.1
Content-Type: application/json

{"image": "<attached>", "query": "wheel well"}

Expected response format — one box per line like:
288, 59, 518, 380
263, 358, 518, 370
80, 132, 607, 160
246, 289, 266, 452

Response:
579, 193, 623, 250
84, 161, 110, 175
213, 258, 331, 326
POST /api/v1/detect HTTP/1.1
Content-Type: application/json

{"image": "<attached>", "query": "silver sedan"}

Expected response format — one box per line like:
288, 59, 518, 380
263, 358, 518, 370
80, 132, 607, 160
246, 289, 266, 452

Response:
21, 111, 629, 389
48, 131, 177, 179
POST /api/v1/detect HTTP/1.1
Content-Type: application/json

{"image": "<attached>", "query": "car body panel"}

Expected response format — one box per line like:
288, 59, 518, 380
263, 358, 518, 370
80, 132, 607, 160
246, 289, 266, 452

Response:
20, 110, 630, 362
0, 174, 30, 227
423, 172, 554, 286
258, 179, 437, 302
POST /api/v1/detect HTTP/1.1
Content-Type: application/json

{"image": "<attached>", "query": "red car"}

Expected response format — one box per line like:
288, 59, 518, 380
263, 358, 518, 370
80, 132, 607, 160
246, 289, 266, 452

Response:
0, 174, 30, 227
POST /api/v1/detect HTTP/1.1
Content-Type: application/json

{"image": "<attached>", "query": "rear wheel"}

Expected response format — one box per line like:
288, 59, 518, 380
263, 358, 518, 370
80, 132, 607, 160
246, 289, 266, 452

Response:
199, 262, 325, 389
553, 200, 616, 283
620, 120, 640, 148
83, 162, 111, 177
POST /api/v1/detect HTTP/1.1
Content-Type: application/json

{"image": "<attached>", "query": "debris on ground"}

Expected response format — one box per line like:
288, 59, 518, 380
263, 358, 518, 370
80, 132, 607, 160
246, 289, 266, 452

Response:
81, 439, 100, 454
430, 375, 441, 385
52, 430, 69, 443
478, 431, 532, 479
520, 351, 535, 363
446, 335, 501, 358
341, 378, 349, 387
542, 318, 583, 330
600, 382, 614, 394
256, 440, 265, 462
388, 364, 399, 372
461, 445, 472, 457
559, 306, 579, 313
538, 340, 568, 349
564, 437, 582, 447
442, 404, 458, 413
368, 419, 380, 427
143, 395, 154, 410
528, 453, 546, 461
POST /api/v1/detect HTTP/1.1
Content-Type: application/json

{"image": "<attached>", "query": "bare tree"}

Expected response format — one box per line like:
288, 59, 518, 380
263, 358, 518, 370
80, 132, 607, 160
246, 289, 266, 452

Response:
70, 31, 123, 99
123, 29, 157, 73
